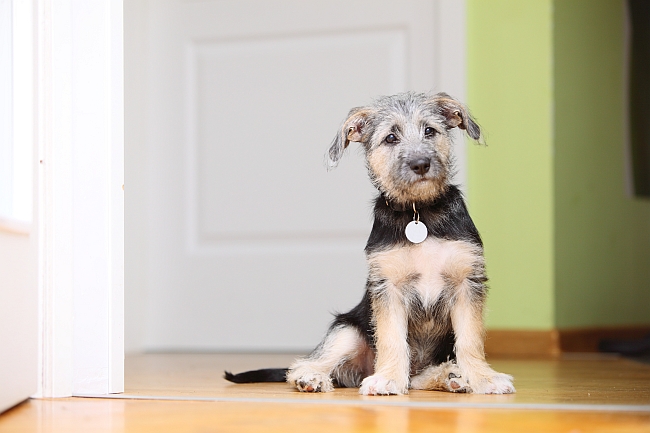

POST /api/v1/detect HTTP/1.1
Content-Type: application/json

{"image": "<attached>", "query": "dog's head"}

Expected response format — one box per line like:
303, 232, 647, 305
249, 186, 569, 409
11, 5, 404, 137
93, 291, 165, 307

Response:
327, 92, 483, 205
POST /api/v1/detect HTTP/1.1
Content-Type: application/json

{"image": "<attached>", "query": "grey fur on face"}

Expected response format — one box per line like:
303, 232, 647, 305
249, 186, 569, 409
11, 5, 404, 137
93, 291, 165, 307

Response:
327, 92, 483, 205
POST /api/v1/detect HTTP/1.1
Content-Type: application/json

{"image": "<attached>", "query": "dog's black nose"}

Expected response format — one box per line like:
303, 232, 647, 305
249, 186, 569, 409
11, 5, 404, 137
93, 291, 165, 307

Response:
409, 158, 431, 175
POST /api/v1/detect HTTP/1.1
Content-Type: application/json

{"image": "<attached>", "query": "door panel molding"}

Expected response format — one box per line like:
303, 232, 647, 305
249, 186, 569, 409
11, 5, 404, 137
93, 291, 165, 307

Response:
185, 28, 407, 255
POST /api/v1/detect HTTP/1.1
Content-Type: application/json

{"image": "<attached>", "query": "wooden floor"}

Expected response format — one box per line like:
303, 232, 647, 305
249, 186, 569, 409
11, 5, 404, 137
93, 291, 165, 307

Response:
1, 353, 649, 432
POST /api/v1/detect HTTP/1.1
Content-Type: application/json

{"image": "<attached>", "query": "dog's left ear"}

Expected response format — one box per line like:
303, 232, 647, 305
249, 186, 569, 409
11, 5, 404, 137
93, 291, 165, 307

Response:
432, 93, 483, 143
326, 107, 373, 170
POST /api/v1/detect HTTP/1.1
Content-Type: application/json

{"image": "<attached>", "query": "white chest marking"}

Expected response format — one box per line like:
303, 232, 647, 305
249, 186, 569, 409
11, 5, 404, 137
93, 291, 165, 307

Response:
368, 238, 482, 307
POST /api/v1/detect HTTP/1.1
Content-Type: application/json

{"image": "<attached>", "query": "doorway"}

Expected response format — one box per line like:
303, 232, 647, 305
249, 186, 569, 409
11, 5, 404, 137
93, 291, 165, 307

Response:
124, 0, 468, 355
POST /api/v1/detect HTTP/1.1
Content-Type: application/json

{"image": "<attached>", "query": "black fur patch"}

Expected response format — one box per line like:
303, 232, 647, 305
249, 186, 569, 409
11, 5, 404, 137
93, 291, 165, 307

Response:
366, 185, 482, 253
331, 290, 375, 347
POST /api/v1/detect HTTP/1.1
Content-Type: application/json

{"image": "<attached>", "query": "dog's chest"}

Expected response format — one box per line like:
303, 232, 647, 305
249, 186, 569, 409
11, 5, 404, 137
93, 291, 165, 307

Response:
367, 238, 480, 306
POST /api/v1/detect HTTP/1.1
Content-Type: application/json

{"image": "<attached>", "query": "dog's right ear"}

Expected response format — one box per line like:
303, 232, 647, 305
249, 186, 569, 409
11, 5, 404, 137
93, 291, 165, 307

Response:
431, 93, 484, 144
326, 107, 373, 170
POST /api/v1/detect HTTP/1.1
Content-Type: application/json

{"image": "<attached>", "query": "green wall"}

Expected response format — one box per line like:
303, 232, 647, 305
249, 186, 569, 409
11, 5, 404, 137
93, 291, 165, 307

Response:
467, 0, 650, 330
554, 0, 650, 328
467, 0, 555, 329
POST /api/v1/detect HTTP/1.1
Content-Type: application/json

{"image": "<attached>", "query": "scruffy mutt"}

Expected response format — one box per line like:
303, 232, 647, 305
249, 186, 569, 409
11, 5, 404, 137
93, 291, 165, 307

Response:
225, 92, 515, 395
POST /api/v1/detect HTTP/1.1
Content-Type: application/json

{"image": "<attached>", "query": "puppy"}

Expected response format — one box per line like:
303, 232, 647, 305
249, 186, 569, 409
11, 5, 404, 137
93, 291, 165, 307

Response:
225, 92, 515, 395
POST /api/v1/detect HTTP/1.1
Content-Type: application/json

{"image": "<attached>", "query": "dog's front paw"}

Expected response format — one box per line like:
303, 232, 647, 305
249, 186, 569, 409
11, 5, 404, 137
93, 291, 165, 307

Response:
359, 375, 408, 395
467, 372, 515, 394
289, 372, 334, 393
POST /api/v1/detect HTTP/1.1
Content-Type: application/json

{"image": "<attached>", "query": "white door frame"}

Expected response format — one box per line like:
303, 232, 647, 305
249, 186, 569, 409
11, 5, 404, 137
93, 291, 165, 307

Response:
35, 0, 124, 397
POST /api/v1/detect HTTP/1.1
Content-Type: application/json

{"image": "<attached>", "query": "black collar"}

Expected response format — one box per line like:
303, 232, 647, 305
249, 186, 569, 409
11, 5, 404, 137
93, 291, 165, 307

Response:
382, 194, 436, 213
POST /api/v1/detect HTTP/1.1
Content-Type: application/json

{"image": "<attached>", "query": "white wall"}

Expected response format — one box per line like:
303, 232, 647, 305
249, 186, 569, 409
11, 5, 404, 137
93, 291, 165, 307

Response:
0, 232, 38, 412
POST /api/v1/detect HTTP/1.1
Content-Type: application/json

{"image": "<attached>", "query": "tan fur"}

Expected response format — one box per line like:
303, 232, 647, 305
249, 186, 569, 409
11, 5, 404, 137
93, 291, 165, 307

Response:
382, 177, 449, 205
362, 284, 411, 395
342, 109, 374, 147
449, 284, 514, 394
435, 141, 451, 167
410, 360, 469, 392
360, 239, 487, 395
288, 326, 367, 393
366, 145, 394, 193
364, 238, 514, 394
431, 96, 472, 131
368, 239, 483, 307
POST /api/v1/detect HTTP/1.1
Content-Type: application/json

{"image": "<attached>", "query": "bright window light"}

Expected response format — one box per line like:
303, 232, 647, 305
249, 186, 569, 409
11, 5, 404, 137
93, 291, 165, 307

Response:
0, 0, 32, 225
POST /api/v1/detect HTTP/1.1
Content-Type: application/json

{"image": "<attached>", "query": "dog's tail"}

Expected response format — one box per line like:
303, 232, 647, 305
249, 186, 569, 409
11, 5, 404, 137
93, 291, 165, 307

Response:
223, 368, 289, 383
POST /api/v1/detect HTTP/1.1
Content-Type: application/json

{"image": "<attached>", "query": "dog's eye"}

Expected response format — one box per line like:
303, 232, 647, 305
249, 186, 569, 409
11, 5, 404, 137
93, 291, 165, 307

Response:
385, 134, 398, 144
424, 127, 437, 137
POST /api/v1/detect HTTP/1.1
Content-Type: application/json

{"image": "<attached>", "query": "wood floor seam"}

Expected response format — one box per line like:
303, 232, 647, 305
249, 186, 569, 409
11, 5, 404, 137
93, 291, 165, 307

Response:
73, 393, 650, 413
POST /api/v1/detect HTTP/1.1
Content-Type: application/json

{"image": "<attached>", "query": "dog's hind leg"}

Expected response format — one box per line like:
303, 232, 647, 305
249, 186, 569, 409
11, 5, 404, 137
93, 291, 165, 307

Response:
287, 325, 369, 393
410, 360, 470, 392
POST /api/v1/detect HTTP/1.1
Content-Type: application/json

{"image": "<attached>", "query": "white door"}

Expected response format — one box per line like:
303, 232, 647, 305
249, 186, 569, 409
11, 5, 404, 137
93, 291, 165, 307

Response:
126, 0, 466, 351
0, 0, 37, 412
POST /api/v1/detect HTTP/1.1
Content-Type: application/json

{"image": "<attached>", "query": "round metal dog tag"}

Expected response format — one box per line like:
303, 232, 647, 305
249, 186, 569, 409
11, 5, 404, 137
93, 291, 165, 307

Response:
405, 221, 428, 244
